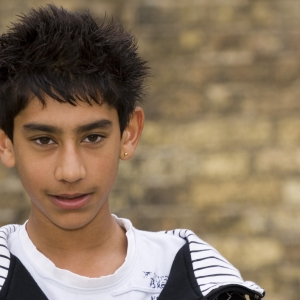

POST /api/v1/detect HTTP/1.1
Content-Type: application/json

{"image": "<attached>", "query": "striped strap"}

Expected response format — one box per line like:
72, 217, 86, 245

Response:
163, 229, 264, 297
0, 225, 19, 290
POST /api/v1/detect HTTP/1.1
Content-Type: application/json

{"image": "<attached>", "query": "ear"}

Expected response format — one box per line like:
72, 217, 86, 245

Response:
120, 107, 144, 160
0, 130, 15, 168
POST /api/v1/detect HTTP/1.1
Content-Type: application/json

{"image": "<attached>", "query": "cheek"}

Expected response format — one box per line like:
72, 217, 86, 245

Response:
15, 153, 49, 194
95, 156, 119, 179
89, 139, 121, 174
89, 151, 120, 184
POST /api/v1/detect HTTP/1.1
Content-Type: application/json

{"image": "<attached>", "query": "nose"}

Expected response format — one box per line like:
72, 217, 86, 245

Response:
54, 144, 86, 183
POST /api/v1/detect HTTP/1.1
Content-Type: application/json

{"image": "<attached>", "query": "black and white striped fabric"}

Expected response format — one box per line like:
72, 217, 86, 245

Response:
0, 225, 16, 289
164, 229, 264, 297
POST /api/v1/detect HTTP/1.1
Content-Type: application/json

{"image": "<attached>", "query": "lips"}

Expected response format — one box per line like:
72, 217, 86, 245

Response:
50, 193, 92, 210
55, 193, 87, 200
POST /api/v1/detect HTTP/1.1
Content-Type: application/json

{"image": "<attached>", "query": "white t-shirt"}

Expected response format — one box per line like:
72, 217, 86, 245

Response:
7, 216, 185, 300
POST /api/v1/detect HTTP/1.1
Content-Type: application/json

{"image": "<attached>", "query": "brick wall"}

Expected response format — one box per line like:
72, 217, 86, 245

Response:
1, 1, 300, 299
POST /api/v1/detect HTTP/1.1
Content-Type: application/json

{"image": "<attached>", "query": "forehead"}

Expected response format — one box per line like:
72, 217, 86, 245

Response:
14, 96, 118, 128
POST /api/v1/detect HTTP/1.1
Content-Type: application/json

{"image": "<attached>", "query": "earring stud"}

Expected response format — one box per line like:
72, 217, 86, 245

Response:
124, 152, 128, 157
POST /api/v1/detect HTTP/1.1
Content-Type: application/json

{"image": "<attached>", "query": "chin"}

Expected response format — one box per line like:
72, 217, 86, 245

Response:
50, 214, 96, 231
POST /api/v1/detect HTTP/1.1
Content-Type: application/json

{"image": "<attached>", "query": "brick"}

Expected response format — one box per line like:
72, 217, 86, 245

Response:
254, 148, 300, 174
179, 30, 204, 51
205, 84, 232, 109
118, 146, 202, 188
267, 206, 300, 240
0, 177, 24, 193
0, 208, 18, 225
251, 1, 278, 27
154, 88, 205, 119
0, 165, 12, 181
200, 152, 250, 178
280, 265, 300, 284
282, 180, 300, 204
0, 192, 29, 210
242, 83, 300, 116
200, 51, 254, 66
213, 5, 236, 24
277, 118, 300, 146
277, 1, 300, 26
190, 178, 280, 207
246, 32, 282, 54
274, 57, 300, 83
285, 243, 300, 263
227, 207, 269, 235
141, 118, 272, 150
196, 205, 269, 236
205, 236, 284, 270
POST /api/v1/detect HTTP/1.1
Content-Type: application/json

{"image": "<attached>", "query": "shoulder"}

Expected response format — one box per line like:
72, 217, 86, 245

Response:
150, 228, 266, 300
120, 217, 187, 256
0, 224, 20, 287
0, 224, 47, 299
132, 227, 186, 269
135, 228, 186, 246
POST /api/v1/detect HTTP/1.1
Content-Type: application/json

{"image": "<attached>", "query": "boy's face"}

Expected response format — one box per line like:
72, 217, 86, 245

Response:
1, 96, 143, 230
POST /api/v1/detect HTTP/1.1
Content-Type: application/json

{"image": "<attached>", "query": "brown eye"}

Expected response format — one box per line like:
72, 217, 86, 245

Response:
35, 137, 54, 145
83, 135, 102, 143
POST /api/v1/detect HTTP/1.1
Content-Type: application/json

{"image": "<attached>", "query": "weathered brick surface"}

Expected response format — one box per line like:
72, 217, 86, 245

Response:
1, 0, 300, 298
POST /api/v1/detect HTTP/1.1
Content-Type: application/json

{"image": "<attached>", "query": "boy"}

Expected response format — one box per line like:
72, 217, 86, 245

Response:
0, 5, 265, 300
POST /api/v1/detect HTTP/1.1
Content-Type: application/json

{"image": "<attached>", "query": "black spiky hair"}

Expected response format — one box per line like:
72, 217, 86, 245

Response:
0, 4, 149, 140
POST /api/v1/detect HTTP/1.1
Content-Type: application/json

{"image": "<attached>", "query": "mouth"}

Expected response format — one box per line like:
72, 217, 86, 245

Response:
50, 193, 92, 210
54, 193, 88, 200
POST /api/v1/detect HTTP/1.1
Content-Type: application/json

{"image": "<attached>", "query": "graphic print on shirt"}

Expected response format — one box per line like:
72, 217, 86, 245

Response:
143, 271, 168, 289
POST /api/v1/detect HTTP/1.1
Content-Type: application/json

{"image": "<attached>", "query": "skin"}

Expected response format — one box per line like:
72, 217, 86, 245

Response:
0, 96, 144, 277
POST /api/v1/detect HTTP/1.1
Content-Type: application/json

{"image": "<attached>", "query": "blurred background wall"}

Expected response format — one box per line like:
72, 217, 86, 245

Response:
1, 0, 300, 299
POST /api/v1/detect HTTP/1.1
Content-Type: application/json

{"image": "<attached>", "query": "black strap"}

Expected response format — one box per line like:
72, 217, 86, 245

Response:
0, 254, 48, 300
158, 243, 202, 300
158, 243, 250, 300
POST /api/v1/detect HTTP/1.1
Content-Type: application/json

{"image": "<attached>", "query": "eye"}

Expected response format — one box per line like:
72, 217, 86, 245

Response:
34, 137, 55, 145
83, 134, 103, 143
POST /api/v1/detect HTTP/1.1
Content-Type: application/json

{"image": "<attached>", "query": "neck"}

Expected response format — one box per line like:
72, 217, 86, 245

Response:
26, 204, 127, 277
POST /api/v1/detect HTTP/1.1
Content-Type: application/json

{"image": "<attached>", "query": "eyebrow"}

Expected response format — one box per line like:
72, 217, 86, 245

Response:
23, 123, 62, 134
22, 119, 113, 134
76, 120, 112, 133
